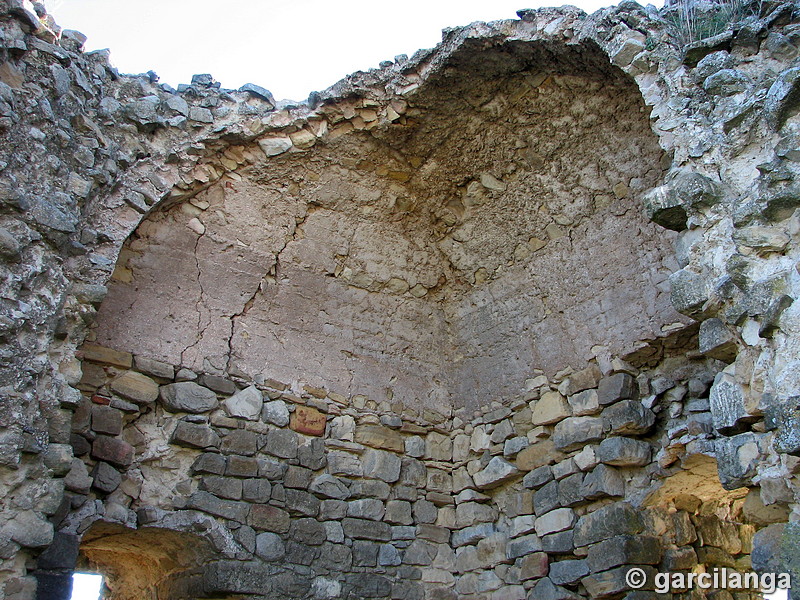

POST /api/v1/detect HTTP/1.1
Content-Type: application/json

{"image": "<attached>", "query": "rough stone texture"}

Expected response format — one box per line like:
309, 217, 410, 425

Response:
473, 457, 520, 489
573, 502, 644, 548
596, 437, 651, 467
171, 421, 220, 449
602, 401, 655, 435
532, 392, 571, 425
224, 385, 263, 420
110, 371, 159, 404
3, 1, 800, 598
586, 535, 662, 573
552, 417, 604, 451
262, 400, 290, 427
596, 373, 638, 406
160, 382, 218, 414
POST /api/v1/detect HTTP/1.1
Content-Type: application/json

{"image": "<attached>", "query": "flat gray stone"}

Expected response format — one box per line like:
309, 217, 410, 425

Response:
310, 474, 350, 499
715, 432, 762, 489
552, 416, 604, 451
362, 448, 401, 483
171, 421, 220, 449
261, 400, 290, 426
347, 498, 385, 521
602, 401, 655, 435
91, 461, 121, 494
160, 382, 218, 413
709, 372, 754, 434
255, 532, 285, 561
452, 523, 495, 547
473, 456, 520, 489
580, 464, 624, 499
187, 491, 249, 523
506, 533, 542, 560
224, 385, 263, 420
597, 373, 638, 406
341, 517, 391, 541
573, 502, 643, 548
263, 428, 298, 459
586, 535, 662, 573
549, 559, 589, 585
535, 508, 575, 538
698, 318, 737, 361
530, 577, 582, 600
596, 437, 651, 467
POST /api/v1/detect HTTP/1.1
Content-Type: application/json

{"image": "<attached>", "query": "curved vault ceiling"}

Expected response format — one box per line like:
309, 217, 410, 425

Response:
92, 39, 683, 415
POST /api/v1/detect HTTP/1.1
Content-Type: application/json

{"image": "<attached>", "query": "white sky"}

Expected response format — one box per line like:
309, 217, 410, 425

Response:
45, 0, 631, 102
70, 573, 102, 600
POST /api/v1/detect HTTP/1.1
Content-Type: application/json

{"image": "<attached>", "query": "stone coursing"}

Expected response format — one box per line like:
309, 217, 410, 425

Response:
54, 342, 771, 600
1, 0, 800, 597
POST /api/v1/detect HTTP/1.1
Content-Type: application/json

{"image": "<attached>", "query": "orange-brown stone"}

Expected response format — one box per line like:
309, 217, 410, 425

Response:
290, 405, 327, 436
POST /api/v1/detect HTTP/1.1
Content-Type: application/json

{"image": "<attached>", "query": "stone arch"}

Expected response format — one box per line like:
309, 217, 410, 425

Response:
642, 453, 788, 599
76, 522, 215, 600
85, 36, 683, 419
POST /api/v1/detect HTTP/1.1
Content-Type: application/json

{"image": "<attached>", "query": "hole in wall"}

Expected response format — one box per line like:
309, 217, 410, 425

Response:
76, 522, 213, 600
70, 573, 103, 600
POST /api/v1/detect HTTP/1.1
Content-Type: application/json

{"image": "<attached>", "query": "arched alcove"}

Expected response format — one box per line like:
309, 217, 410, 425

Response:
76, 522, 214, 600
88, 39, 683, 416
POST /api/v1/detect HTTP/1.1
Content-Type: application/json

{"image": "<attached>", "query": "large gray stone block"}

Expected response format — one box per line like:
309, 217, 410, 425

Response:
573, 502, 644, 548
596, 437, 651, 467
362, 448, 401, 483
767, 396, 800, 455
582, 565, 657, 597
549, 559, 589, 586
473, 456, 520, 489
187, 491, 249, 523
586, 535, 662, 573
255, 532, 285, 561
580, 464, 624, 499
171, 421, 220, 449
698, 318, 737, 362
341, 517, 391, 541
224, 385, 263, 420
669, 268, 708, 316
709, 372, 755, 434
552, 417, 604, 451
529, 577, 583, 600
597, 373, 638, 406
160, 382, 218, 413
203, 561, 278, 595
602, 401, 655, 435
715, 432, 762, 489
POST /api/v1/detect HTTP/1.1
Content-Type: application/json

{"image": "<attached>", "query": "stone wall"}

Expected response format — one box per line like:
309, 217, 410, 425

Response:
52, 339, 769, 600
1, 0, 800, 597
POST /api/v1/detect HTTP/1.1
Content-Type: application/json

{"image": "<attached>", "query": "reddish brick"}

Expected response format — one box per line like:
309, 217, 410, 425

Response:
91, 394, 111, 406
91, 435, 134, 467
290, 405, 326, 436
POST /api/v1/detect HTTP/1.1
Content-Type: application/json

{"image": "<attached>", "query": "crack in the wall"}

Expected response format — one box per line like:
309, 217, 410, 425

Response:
179, 229, 210, 367
224, 277, 264, 374
224, 205, 313, 375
